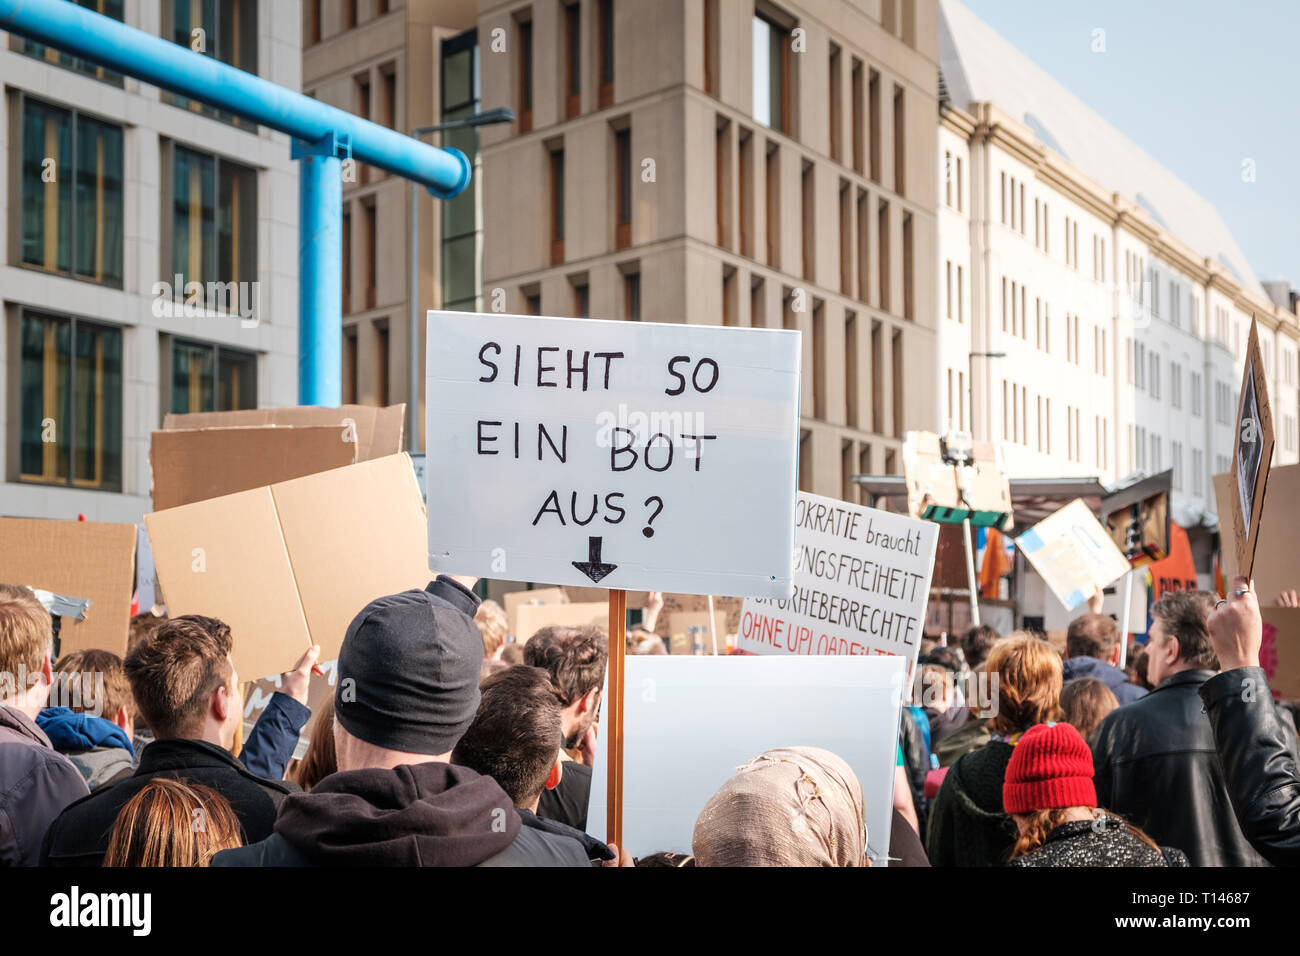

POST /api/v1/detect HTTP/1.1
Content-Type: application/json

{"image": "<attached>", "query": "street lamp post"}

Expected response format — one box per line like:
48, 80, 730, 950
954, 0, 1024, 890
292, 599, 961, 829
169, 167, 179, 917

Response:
407, 106, 515, 450
967, 351, 1007, 441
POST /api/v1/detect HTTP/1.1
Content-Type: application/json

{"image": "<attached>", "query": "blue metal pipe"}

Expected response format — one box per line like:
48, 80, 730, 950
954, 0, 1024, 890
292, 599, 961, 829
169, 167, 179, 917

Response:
0, 0, 470, 198
298, 149, 342, 406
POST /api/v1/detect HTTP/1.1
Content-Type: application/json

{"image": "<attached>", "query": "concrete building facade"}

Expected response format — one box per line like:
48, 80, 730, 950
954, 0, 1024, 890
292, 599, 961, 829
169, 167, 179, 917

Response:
477, 0, 942, 500
936, 0, 1300, 529
1, 0, 300, 523
302, 0, 483, 450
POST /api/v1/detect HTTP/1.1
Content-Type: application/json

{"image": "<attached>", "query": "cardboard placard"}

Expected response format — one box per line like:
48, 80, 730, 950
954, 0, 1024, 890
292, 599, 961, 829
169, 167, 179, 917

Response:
1261, 608, 1300, 701
424, 311, 801, 597
1101, 471, 1172, 566
665, 611, 717, 654
514, 602, 608, 645
1232, 319, 1275, 579
1016, 499, 1131, 612
1214, 464, 1300, 602
653, 594, 743, 640
0, 518, 136, 657
587, 655, 906, 863
146, 454, 430, 683
902, 431, 1014, 530
737, 492, 938, 669
163, 404, 405, 462
503, 587, 567, 637
150, 425, 358, 512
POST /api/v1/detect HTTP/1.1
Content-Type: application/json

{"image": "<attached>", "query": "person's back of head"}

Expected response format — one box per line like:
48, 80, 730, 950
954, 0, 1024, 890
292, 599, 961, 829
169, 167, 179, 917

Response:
333, 583, 483, 771
499, 642, 525, 666
475, 599, 507, 658
986, 636, 1063, 735
124, 615, 237, 743
1151, 591, 1216, 667
960, 624, 1000, 671
103, 778, 243, 866
451, 666, 564, 809
1060, 676, 1119, 742
1066, 613, 1120, 663
692, 746, 868, 866
0, 584, 54, 713
523, 625, 608, 703
524, 625, 608, 749
291, 694, 337, 792
127, 611, 166, 655
51, 649, 134, 729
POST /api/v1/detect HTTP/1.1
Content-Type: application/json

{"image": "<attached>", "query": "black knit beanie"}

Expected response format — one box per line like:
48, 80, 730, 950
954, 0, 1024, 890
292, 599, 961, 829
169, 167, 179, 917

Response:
335, 576, 483, 755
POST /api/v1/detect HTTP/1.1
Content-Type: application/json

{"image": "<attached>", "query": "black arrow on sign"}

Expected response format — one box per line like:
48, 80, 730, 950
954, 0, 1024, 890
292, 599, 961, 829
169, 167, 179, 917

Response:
572, 535, 618, 583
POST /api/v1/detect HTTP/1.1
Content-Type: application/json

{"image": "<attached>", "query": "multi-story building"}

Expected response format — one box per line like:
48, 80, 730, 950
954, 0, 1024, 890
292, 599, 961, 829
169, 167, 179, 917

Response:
477, 0, 941, 499
936, 0, 1300, 528
302, 0, 484, 449
0, 0, 299, 523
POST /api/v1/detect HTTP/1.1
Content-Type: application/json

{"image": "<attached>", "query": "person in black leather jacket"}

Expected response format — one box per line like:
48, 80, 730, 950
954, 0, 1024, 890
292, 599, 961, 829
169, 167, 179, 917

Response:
1201, 577, 1300, 867
1090, 589, 1299, 866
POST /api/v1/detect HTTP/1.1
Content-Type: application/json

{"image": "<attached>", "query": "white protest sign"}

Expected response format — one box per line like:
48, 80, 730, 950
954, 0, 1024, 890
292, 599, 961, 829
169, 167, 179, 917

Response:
737, 492, 938, 667
588, 655, 906, 864
1015, 498, 1130, 612
424, 311, 801, 597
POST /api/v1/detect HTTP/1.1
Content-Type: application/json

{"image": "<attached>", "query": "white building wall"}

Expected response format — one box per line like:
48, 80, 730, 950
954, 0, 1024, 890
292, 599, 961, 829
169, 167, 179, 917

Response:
0, 2, 300, 524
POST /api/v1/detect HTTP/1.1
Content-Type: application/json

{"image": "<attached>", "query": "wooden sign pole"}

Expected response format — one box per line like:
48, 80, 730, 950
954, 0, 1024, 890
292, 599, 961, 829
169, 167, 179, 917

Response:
606, 588, 627, 850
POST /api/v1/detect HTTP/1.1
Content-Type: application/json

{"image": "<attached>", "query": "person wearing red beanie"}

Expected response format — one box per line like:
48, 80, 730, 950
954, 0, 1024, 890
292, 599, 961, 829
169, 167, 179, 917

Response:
1003, 723, 1188, 867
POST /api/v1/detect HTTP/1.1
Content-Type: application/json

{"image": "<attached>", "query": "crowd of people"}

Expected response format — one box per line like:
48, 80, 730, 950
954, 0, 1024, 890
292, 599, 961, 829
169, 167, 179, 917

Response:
0, 570, 1296, 867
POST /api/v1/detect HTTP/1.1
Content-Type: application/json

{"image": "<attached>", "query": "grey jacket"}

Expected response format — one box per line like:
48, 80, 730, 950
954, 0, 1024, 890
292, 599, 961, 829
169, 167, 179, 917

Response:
0, 706, 89, 866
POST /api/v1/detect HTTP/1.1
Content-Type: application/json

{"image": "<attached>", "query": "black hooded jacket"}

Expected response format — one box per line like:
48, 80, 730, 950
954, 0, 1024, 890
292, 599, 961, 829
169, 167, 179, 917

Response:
213, 762, 590, 866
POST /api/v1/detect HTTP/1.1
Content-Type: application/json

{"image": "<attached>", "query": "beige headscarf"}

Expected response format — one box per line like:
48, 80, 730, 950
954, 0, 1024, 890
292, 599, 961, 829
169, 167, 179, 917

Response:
692, 746, 867, 867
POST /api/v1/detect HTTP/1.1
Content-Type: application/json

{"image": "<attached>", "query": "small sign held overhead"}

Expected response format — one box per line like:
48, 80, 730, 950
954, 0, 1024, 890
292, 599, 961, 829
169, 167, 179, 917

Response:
423, 311, 802, 597
1016, 499, 1131, 612
1231, 318, 1275, 580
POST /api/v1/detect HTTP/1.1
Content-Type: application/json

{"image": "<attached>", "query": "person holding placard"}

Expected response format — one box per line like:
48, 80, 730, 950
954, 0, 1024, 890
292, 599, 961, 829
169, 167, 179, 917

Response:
1201, 578, 1300, 867
1090, 590, 1300, 866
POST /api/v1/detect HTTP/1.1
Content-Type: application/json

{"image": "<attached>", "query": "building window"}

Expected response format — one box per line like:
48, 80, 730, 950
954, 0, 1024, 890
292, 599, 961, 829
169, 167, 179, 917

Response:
517, 16, 534, 132
753, 9, 793, 134
563, 2, 582, 119
851, 58, 864, 174
845, 311, 859, 428
901, 211, 914, 320
19, 310, 122, 491
598, 0, 614, 108
739, 128, 754, 258
380, 63, 398, 130
722, 266, 737, 326
868, 68, 880, 183
342, 326, 358, 403
765, 142, 781, 267
169, 339, 256, 414
813, 301, 826, 419
892, 85, 905, 196
626, 269, 642, 322
166, 144, 257, 311
343, 0, 356, 29
616, 125, 633, 250
164, 0, 259, 128
342, 206, 352, 312
19, 97, 123, 286
878, 200, 890, 313
439, 42, 482, 309
801, 160, 815, 281
360, 198, 377, 309
829, 43, 843, 164
549, 146, 565, 265
304, 0, 321, 46
22, 0, 124, 84
703, 0, 719, 96
572, 278, 590, 318
375, 320, 390, 404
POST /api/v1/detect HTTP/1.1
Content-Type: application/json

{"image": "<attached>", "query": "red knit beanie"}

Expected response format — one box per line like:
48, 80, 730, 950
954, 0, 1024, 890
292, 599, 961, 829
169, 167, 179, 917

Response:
1002, 722, 1097, 814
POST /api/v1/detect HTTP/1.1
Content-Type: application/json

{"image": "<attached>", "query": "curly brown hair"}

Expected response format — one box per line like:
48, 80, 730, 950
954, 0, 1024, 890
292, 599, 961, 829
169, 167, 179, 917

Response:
1010, 808, 1159, 860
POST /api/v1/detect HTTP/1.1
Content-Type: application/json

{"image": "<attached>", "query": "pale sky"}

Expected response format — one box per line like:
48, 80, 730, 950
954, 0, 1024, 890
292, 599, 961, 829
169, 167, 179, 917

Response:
961, 0, 1300, 292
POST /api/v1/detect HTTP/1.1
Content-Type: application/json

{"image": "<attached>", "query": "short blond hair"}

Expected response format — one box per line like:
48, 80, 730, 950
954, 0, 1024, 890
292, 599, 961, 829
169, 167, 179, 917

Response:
474, 600, 507, 657
0, 585, 52, 694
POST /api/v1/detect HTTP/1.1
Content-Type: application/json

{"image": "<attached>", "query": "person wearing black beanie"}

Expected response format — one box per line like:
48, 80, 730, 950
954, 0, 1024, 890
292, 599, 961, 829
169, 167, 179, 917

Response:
214, 576, 592, 867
